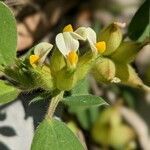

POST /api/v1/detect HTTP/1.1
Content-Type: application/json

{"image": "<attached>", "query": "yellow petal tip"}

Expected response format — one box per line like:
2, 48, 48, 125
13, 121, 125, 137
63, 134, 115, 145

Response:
29, 55, 40, 65
67, 51, 78, 66
95, 41, 106, 53
63, 24, 73, 32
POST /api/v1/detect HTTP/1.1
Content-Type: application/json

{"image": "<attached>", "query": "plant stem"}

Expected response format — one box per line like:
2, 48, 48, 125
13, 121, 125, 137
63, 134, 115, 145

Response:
46, 91, 64, 119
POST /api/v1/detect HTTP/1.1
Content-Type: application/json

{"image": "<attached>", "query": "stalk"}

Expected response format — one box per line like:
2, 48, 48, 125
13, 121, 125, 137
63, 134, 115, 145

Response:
46, 91, 64, 119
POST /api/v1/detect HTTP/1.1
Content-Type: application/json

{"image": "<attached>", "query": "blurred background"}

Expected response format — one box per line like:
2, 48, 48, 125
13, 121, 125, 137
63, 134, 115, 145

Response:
0, 0, 149, 150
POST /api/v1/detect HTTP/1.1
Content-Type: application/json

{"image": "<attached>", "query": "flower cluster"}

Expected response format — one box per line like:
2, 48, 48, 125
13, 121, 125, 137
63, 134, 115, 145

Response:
4, 23, 148, 92
30, 24, 106, 68
4, 24, 106, 91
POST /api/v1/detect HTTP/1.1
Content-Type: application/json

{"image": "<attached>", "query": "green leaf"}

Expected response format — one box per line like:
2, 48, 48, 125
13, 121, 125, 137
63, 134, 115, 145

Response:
71, 78, 89, 95
63, 95, 108, 108
111, 41, 141, 63
70, 78, 102, 129
0, 2, 17, 66
70, 107, 100, 130
0, 80, 20, 104
31, 119, 84, 150
128, 0, 149, 40
138, 24, 150, 42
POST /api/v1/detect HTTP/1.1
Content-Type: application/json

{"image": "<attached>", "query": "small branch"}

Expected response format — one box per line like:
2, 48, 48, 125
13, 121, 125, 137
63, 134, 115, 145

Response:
45, 91, 64, 119
89, 76, 103, 96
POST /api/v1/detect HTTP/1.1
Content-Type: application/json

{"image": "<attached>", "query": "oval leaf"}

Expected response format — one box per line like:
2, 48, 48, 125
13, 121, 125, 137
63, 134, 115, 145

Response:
31, 119, 84, 150
128, 0, 149, 40
72, 78, 89, 95
62, 94, 108, 108
0, 2, 17, 66
0, 80, 20, 104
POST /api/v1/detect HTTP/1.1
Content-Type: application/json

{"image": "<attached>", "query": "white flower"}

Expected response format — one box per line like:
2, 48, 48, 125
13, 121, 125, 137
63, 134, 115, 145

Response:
63, 24, 87, 41
56, 32, 79, 67
29, 42, 53, 66
63, 25, 106, 54
78, 27, 106, 54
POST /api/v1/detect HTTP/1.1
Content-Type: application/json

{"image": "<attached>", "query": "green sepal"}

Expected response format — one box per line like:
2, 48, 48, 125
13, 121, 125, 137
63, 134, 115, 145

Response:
55, 51, 94, 91
115, 63, 150, 91
123, 65, 150, 91
32, 65, 54, 90
111, 41, 141, 63
115, 63, 129, 82
55, 67, 77, 91
50, 48, 66, 73
75, 51, 95, 81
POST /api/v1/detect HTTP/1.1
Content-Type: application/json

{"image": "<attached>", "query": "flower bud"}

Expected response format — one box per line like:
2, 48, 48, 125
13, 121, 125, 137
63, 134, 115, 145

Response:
99, 22, 123, 56
92, 106, 122, 146
115, 64, 150, 91
92, 58, 116, 83
92, 105, 135, 148
4, 64, 36, 90
109, 124, 135, 149
124, 65, 150, 91
4, 60, 54, 91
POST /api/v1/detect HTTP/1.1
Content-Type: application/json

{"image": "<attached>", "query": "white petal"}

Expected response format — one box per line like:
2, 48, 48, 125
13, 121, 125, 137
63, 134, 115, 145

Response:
88, 39, 97, 52
72, 27, 87, 40
34, 42, 53, 55
86, 27, 96, 44
56, 33, 79, 56
34, 42, 53, 64
56, 33, 68, 56
70, 32, 85, 41
63, 32, 79, 52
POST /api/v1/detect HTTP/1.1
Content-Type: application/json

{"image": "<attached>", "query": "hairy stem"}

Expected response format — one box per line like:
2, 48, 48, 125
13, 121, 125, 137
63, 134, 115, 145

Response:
46, 91, 64, 119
